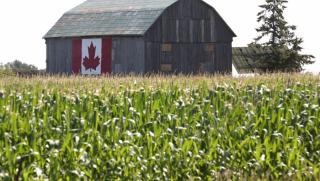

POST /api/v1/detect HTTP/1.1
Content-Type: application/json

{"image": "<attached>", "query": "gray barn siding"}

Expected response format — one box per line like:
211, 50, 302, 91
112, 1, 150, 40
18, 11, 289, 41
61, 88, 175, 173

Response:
144, 0, 234, 74
215, 16, 234, 43
46, 38, 72, 74
145, 0, 231, 43
112, 37, 145, 74
145, 42, 161, 72
214, 43, 232, 73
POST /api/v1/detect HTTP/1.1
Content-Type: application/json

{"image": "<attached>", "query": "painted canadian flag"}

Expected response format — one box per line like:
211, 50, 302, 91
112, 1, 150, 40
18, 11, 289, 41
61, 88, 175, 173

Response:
72, 38, 112, 75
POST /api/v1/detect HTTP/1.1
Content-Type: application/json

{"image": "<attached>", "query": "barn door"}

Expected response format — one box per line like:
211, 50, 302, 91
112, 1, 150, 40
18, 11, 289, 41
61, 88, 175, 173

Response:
72, 37, 112, 75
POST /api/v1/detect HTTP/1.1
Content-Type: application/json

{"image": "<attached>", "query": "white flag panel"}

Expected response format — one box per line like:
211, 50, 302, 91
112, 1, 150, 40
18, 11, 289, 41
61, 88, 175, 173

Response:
81, 38, 102, 75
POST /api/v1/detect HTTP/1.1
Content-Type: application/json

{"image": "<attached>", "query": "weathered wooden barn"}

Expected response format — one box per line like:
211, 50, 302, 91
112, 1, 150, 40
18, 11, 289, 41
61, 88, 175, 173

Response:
44, 0, 236, 75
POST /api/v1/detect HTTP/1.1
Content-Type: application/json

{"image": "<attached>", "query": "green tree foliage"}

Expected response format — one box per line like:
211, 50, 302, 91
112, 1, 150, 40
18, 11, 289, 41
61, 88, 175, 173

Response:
252, 0, 314, 72
0, 60, 39, 75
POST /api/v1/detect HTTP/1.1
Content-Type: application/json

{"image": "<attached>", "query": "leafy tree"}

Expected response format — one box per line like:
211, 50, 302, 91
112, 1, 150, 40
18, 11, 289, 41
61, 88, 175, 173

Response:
5, 60, 38, 72
252, 0, 314, 72
0, 60, 39, 75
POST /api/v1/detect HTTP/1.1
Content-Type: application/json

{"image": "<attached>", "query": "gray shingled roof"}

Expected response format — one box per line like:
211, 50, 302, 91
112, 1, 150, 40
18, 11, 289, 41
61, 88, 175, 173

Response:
44, 0, 177, 38
233, 47, 271, 74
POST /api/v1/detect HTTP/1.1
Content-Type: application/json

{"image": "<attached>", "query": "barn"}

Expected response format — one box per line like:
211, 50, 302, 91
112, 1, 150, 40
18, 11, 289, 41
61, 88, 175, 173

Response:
44, 0, 236, 75
233, 46, 272, 74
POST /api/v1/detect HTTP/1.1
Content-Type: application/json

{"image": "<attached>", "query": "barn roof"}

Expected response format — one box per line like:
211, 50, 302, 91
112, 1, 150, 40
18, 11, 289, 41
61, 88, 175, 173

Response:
44, 0, 177, 38
44, 0, 236, 38
233, 46, 271, 74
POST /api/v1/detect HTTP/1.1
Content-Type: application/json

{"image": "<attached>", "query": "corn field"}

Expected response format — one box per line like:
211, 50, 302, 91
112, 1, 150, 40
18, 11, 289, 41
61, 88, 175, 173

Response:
0, 74, 320, 180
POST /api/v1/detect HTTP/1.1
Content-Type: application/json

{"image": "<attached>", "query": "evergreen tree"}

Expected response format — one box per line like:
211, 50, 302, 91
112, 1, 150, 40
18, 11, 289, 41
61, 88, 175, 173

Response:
253, 0, 314, 72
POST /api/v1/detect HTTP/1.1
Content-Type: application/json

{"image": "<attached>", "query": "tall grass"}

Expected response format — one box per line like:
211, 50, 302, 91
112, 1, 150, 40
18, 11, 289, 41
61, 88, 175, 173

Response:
0, 74, 319, 180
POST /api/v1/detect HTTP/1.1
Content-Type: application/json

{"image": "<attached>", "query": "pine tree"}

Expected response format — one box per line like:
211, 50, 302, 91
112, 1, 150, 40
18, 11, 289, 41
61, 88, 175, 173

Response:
253, 0, 314, 72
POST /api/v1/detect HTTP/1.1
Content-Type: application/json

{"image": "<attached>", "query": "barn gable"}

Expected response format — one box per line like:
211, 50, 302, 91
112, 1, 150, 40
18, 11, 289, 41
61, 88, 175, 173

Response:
144, 0, 236, 73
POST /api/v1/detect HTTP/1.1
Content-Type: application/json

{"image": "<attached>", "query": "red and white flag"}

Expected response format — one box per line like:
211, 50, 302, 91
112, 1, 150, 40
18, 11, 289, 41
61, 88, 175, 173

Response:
72, 38, 112, 75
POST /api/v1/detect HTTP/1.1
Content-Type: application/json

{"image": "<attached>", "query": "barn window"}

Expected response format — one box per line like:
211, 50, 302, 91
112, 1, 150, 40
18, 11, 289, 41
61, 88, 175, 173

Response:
205, 43, 215, 52
160, 64, 172, 72
162, 44, 172, 52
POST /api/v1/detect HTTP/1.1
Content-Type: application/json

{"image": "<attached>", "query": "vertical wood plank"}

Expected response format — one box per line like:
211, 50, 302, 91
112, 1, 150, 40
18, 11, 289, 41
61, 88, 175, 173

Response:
176, 19, 179, 42
201, 20, 205, 42
189, 20, 193, 42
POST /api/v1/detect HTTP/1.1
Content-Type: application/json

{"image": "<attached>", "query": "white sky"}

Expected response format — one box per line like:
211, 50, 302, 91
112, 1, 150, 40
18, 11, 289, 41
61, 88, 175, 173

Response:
0, 0, 319, 73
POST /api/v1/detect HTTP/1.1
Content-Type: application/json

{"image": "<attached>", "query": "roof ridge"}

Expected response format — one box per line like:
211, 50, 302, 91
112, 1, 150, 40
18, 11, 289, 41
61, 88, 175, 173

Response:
65, 8, 164, 15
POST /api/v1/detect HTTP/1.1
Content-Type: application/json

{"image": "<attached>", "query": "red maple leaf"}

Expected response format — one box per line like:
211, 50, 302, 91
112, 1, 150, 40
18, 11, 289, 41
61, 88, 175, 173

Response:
83, 42, 100, 71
